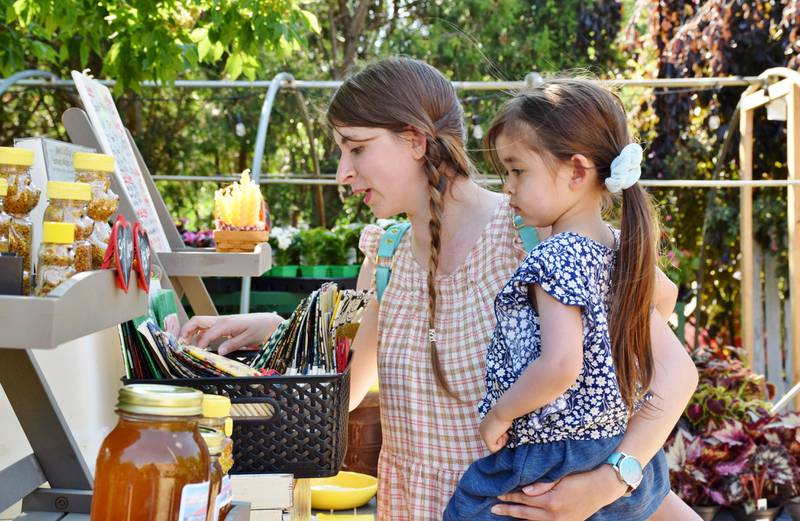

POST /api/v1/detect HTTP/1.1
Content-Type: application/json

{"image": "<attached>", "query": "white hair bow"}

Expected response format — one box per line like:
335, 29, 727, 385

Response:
605, 143, 643, 194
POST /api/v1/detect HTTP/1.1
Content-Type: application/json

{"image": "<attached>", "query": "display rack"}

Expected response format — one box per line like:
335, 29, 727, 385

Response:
0, 272, 143, 516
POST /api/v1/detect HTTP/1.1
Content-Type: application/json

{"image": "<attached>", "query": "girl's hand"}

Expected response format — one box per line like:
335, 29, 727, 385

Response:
480, 408, 512, 453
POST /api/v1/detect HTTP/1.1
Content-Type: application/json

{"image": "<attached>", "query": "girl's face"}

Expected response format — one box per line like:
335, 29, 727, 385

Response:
334, 126, 428, 219
495, 131, 577, 228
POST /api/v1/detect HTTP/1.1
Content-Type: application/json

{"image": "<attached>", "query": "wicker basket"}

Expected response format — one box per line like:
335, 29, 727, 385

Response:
125, 368, 350, 478
214, 229, 269, 253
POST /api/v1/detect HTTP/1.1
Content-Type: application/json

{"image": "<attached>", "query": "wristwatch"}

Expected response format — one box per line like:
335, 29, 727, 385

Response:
605, 452, 643, 496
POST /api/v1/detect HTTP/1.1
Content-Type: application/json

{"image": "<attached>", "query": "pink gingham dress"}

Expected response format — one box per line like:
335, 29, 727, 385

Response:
359, 196, 526, 520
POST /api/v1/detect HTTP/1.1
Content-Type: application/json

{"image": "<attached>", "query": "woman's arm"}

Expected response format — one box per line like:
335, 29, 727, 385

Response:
654, 267, 678, 319
347, 257, 380, 411
491, 309, 698, 520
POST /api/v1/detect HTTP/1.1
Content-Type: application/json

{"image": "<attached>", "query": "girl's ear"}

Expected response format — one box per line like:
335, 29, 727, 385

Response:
568, 154, 597, 190
400, 126, 428, 161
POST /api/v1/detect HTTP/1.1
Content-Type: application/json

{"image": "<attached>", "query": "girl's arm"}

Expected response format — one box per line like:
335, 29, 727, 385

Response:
493, 285, 583, 420
347, 257, 380, 411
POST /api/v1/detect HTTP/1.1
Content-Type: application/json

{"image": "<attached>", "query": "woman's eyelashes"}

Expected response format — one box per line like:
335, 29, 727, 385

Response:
509, 168, 523, 177
350, 145, 364, 156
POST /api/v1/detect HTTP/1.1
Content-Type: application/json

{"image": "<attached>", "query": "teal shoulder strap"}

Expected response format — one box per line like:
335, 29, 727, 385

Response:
375, 218, 537, 303
514, 215, 540, 252
375, 222, 412, 303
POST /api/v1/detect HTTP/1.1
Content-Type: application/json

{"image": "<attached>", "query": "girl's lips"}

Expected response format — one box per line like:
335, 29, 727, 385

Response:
363, 188, 373, 205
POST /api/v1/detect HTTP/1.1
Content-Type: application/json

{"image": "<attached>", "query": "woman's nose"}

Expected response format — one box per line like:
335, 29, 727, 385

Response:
336, 153, 355, 185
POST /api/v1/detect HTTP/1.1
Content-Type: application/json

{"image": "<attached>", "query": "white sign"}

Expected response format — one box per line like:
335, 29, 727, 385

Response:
71, 71, 170, 252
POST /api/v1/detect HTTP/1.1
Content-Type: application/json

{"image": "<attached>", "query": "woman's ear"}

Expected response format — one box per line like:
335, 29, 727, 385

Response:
400, 126, 428, 160
568, 154, 597, 190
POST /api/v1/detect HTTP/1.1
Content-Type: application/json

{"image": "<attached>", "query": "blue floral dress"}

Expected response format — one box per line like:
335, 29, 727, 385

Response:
444, 230, 669, 521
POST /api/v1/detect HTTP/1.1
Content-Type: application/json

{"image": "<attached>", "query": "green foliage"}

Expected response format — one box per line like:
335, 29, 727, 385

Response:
1, 0, 318, 92
623, 0, 798, 340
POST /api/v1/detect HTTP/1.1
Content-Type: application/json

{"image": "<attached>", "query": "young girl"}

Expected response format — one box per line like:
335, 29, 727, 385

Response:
444, 79, 676, 520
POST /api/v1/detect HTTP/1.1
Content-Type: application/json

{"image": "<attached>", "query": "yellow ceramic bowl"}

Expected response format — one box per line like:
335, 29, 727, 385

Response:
310, 471, 378, 510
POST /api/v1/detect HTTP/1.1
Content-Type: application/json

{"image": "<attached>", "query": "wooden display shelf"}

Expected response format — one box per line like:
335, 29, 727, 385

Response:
158, 243, 272, 277
0, 270, 148, 350
5, 502, 251, 520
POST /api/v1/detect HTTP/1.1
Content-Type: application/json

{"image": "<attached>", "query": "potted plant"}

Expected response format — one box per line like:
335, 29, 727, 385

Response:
268, 225, 301, 276
683, 345, 775, 433
710, 418, 796, 520
665, 429, 725, 520
765, 413, 800, 520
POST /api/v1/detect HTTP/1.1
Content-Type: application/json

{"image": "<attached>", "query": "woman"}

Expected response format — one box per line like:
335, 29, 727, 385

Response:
181, 58, 698, 521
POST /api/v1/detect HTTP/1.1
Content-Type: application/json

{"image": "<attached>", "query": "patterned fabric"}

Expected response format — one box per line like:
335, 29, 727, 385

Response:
358, 196, 525, 521
480, 230, 632, 447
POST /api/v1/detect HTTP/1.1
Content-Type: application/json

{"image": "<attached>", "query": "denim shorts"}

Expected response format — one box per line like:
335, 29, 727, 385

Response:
443, 434, 669, 521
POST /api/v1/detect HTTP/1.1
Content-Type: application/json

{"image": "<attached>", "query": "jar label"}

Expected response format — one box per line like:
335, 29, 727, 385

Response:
217, 474, 233, 517
177, 481, 210, 521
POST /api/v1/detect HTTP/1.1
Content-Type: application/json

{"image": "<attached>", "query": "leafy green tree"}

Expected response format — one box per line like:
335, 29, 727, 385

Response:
1, 0, 319, 92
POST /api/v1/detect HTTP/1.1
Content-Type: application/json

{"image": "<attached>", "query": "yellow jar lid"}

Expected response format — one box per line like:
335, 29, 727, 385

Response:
42, 222, 75, 244
47, 181, 91, 201
117, 384, 203, 416
73, 152, 115, 173
200, 426, 225, 455
0, 147, 34, 167
0, 179, 6, 196
202, 394, 232, 418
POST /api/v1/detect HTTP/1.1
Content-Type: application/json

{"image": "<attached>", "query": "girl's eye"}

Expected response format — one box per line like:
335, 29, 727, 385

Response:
510, 169, 523, 176
351, 146, 364, 155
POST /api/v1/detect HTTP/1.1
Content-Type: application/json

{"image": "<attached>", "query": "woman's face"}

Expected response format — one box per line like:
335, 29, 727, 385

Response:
334, 126, 428, 219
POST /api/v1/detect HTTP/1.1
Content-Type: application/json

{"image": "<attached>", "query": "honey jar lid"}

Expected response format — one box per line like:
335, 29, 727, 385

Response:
199, 426, 225, 455
0, 147, 34, 167
0, 179, 6, 197
202, 394, 232, 418
73, 152, 115, 173
42, 222, 76, 244
117, 384, 203, 416
47, 181, 91, 201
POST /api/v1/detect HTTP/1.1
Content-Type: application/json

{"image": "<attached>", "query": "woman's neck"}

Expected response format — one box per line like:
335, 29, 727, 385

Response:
407, 177, 501, 273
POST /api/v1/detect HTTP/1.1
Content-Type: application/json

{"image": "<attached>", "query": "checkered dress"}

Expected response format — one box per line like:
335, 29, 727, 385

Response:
359, 197, 526, 520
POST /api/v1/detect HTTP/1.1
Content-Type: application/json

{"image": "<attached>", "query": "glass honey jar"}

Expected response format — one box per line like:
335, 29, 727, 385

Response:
91, 384, 210, 521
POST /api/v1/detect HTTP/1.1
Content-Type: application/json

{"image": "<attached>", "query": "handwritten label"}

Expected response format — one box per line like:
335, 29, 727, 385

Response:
71, 71, 170, 252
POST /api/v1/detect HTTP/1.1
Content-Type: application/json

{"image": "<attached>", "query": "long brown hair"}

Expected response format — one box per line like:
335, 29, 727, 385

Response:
327, 57, 476, 398
485, 78, 659, 409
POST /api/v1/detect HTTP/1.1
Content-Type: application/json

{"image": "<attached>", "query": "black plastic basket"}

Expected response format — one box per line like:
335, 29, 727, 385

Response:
124, 368, 350, 478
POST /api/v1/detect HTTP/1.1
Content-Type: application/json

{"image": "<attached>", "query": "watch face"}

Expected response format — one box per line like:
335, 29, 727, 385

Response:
619, 456, 643, 484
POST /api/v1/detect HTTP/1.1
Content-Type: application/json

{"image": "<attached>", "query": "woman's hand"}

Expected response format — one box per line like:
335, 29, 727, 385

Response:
492, 465, 626, 520
179, 313, 284, 355
479, 408, 512, 453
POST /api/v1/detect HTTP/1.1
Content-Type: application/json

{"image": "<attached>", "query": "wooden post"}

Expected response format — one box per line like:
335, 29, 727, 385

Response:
740, 105, 755, 365
786, 83, 800, 409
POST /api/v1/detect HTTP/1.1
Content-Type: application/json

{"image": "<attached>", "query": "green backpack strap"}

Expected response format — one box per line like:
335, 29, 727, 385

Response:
514, 215, 540, 252
375, 222, 412, 303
